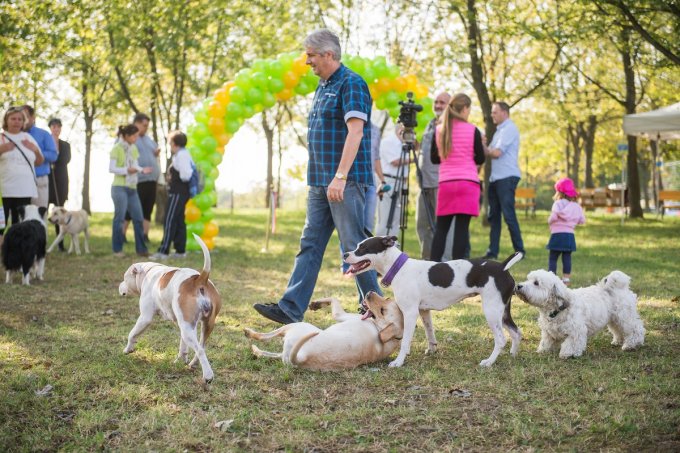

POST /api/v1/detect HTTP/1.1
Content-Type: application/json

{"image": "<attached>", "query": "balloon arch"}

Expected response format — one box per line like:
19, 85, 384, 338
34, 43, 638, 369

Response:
184, 52, 434, 250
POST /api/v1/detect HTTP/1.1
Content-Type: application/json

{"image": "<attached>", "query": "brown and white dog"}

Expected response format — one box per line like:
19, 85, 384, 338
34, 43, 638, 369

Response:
118, 234, 221, 383
344, 236, 524, 368
244, 292, 404, 371
47, 207, 90, 255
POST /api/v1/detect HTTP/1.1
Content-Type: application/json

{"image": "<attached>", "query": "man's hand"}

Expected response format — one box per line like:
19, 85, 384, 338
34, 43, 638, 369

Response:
327, 177, 346, 202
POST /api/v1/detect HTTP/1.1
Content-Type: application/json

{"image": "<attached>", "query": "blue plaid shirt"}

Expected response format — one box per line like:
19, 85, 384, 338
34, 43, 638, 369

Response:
307, 64, 373, 187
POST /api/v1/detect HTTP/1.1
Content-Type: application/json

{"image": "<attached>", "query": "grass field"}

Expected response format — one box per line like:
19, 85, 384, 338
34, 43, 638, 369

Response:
1, 209, 679, 452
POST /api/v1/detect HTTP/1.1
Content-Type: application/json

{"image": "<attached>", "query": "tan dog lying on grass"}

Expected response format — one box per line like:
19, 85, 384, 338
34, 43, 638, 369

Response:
118, 234, 221, 383
244, 292, 404, 371
46, 207, 90, 255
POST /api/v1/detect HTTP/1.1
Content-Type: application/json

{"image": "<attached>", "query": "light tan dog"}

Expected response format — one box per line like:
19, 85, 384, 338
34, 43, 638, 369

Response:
118, 234, 221, 383
244, 292, 404, 371
47, 207, 90, 255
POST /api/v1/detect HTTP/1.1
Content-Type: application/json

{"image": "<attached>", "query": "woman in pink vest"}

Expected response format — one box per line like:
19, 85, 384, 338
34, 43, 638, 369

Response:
431, 93, 485, 260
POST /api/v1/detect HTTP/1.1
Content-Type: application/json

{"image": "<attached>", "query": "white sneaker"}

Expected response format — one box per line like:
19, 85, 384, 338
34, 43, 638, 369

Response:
170, 252, 186, 259
149, 252, 169, 260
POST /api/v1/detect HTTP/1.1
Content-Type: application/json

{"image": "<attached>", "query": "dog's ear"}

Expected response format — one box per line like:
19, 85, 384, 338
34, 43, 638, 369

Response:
382, 236, 398, 248
550, 283, 570, 310
378, 323, 401, 343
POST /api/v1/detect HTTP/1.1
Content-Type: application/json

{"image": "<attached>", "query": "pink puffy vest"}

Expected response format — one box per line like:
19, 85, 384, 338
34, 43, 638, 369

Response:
436, 120, 479, 182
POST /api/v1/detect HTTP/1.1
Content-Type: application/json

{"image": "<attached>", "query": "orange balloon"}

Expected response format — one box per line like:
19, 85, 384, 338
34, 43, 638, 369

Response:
376, 77, 391, 94
413, 83, 429, 99
369, 86, 380, 100
392, 76, 407, 93
282, 71, 300, 89
405, 74, 418, 90
208, 117, 225, 135
292, 57, 308, 76
214, 88, 230, 105
276, 88, 294, 101
185, 204, 201, 223
186, 198, 197, 209
216, 133, 231, 147
200, 235, 215, 250
222, 81, 235, 91
203, 220, 219, 238
208, 101, 226, 118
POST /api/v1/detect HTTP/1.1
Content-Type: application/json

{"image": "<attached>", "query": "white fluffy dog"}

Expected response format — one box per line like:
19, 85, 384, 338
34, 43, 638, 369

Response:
515, 270, 645, 358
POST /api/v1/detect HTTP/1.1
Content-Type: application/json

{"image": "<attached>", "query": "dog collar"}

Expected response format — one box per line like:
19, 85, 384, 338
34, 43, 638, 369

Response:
65, 215, 72, 225
548, 306, 567, 319
380, 252, 408, 288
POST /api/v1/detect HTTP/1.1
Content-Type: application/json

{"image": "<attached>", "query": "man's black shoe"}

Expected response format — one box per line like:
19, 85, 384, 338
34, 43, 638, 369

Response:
253, 303, 295, 324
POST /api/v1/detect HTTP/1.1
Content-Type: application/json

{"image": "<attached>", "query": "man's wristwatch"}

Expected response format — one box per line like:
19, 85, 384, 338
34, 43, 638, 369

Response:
335, 172, 347, 180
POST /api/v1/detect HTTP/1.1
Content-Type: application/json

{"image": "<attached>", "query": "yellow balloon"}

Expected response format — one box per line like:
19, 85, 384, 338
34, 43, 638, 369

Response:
405, 74, 418, 91
208, 117, 225, 136
185, 204, 201, 223
292, 57, 308, 76
283, 71, 299, 89
200, 235, 215, 250
413, 83, 429, 99
214, 88, 230, 106
276, 88, 294, 101
208, 101, 226, 118
203, 220, 219, 238
216, 133, 231, 148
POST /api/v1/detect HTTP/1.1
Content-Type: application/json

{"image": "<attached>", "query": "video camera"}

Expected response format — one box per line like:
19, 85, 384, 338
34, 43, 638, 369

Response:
398, 92, 423, 144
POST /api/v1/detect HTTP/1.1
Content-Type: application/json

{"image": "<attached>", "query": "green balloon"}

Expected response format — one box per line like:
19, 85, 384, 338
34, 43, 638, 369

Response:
250, 72, 268, 89
246, 87, 263, 105
267, 60, 285, 78
268, 77, 285, 93
294, 81, 310, 95
197, 160, 212, 175
207, 191, 218, 206
200, 209, 215, 222
242, 103, 255, 118
262, 92, 276, 108
208, 167, 219, 180
362, 67, 375, 84
200, 136, 218, 153
229, 86, 246, 103
373, 62, 387, 79
389, 105, 400, 119
203, 176, 215, 191
226, 102, 244, 118
235, 69, 252, 86
194, 193, 212, 210
225, 119, 241, 134
375, 96, 387, 110
194, 108, 209, 124
208, 152, 222, 166
252, 59, 267, 72
385, 91, 401, 109
386, 65, 400, 79
278, 53, 295, 70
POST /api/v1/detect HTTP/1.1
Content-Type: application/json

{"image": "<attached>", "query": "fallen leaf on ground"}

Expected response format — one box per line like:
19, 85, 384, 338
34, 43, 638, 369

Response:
35, 384, 53, 397
214, 419, 234, 431
448, 388, 471, 398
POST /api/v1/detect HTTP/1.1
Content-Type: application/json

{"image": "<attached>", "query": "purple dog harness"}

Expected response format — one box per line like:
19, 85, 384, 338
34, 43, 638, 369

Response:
380, 252, 409, 288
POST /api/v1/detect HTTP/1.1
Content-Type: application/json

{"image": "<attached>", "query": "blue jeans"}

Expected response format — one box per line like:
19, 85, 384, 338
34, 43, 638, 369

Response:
279, 182, 382, 321
111, 186, 147, 254
340, 184, 377, 273
487, 176, 524, 257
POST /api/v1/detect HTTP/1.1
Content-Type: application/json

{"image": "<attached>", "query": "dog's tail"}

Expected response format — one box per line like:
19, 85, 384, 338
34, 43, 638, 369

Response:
193, 233, 212, 286
502, 251, 524, 271
289, 331, 319, 366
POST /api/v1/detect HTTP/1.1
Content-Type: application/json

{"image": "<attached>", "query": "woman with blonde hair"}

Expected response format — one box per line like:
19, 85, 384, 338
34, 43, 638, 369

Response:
430, 93, 485, 260
0, 106, 44, 236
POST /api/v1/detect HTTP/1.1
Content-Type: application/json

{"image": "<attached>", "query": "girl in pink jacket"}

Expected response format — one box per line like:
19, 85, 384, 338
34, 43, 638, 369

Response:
547, 177, 585, 285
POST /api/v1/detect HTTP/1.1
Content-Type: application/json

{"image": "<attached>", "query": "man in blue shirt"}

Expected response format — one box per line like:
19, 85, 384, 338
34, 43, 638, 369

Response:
254, 28, 382, 324
483, 101, 525, 259
23, 105, 58, 218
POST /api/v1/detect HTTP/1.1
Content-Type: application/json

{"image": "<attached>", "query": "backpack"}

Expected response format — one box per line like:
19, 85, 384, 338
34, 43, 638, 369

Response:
188, 161, 205, 198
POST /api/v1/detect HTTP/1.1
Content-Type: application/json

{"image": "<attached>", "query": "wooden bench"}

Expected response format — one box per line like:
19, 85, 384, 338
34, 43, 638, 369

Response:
515, 187, 536, 218
659, 190, 680, 219
579, 187, 627, 210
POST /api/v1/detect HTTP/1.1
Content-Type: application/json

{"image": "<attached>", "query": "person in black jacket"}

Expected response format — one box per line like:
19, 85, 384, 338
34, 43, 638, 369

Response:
48, 118, 71, 251
150, 131, 193, 260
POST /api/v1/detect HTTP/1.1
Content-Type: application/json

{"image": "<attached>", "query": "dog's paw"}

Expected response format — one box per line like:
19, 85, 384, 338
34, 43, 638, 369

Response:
479, 358, 495, 367
309, 300, 330, 311
243, 328, 254, 338
425, 343, 438, 355
123, 346, 135, 354
175, 354, 189, 364
388, 358, 404, 368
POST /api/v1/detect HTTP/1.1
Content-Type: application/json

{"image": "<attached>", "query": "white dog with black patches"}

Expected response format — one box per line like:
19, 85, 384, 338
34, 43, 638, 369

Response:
118, 234, 221, 383
343, 236, 524, 368
515, 269, 645, 358
2, 204, 47, 285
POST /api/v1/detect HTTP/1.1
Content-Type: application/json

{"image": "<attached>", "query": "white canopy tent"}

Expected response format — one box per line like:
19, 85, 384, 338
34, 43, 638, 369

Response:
623, 102, 680, 140
623, 102, 680, 214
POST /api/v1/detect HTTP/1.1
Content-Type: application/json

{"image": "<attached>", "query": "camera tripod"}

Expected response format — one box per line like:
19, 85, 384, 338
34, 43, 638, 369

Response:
384, 138, 433, 247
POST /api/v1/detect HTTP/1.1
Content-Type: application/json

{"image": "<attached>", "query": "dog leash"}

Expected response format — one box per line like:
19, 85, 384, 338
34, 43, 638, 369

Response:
380, 252, 409, 288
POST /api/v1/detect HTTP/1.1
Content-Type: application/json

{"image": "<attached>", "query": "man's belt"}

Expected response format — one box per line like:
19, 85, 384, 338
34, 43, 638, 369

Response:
383, 174, 404, 179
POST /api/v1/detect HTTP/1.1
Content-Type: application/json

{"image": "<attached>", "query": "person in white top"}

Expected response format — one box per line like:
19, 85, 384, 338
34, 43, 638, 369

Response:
375, 125, 409, 236
150, 131, 194, 259
0, 106, 44, 237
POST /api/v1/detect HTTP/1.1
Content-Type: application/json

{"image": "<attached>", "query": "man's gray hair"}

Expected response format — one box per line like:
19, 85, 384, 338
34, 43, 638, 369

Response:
304, 29, 342, 61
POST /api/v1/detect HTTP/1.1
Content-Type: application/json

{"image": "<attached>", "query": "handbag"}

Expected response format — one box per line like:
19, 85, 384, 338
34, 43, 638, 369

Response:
2, 133, 38, 186
430, 133, 441, 165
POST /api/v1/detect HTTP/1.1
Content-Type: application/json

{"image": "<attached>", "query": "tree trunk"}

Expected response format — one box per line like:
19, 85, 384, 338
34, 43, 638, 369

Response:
80, 70, 93, 214
262, 111, 275, 208
584, 115, 597, 188
621, 27, 643, 218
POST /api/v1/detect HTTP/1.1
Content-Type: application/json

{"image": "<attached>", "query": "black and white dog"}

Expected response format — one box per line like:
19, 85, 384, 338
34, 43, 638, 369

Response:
344, 236, 523, 367
1, 204, 47, 285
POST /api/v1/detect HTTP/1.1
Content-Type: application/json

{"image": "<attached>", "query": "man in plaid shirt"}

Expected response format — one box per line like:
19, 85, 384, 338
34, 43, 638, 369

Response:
254, 29, 382, 324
